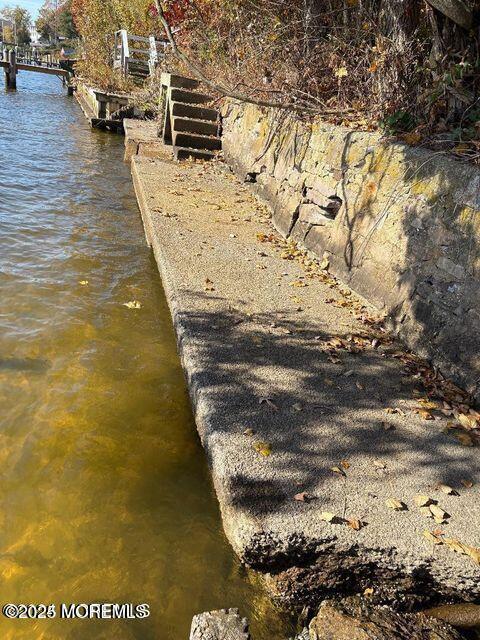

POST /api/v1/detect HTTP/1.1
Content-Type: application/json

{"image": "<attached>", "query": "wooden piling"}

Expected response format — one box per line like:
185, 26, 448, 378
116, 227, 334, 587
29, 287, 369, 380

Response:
5, 49, 17, 90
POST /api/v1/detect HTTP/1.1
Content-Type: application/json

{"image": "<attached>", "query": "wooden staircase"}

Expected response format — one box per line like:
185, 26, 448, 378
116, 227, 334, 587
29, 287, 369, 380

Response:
160, 73, 221, 161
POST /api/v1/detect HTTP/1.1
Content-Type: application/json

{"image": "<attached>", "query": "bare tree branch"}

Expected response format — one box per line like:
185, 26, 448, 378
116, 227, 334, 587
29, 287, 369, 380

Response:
151, 0, 352, 115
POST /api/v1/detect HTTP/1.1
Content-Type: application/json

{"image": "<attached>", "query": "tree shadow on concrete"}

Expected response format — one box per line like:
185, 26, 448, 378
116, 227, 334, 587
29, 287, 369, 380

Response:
175, 301, 478, 514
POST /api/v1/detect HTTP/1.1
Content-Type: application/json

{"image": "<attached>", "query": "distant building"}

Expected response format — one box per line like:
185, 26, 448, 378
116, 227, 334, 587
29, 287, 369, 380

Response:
29, 25, 40, 44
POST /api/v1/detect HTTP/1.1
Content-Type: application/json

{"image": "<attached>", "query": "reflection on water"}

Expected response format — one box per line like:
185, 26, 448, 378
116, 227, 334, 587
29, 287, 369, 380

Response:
0, 73, 292, 639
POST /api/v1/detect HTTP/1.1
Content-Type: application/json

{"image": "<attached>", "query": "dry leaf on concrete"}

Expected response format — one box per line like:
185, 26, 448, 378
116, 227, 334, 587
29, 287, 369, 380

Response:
253, 441, 272, 457
347, 518, 363, 531
294, 492, 311, 502
423, 530, 443, 545
320, 512, 336, 523
331, 466, 346, 477
438, 484, 458, 496
414, 495, 433, 507
386, 498, 407, 511
429, 505, 449, 522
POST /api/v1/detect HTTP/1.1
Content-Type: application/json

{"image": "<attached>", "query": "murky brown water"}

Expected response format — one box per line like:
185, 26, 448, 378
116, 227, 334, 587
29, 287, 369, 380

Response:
0, 73, 293, 640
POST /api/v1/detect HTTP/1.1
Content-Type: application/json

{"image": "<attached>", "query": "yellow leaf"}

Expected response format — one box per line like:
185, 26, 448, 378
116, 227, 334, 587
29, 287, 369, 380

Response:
464, 545, 480, 565
320, 511, 336, 522
123, 300, 142, 309
457, 413, 477, 430
414, 495, 432, 507
334, 67, 348, 79
253, 441, 271, 457
429, 504, 449, 522
386, 498, 406, 511
331, 466, 346, 476
438, 484, 458, 496
79, 280, 89, 286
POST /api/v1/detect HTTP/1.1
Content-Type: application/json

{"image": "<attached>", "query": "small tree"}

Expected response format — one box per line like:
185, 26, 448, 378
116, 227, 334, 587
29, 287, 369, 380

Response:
1, 5, 32, 44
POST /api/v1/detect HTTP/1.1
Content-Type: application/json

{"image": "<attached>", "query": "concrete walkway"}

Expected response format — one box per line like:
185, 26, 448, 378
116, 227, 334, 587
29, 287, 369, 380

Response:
127, 123, 479, 607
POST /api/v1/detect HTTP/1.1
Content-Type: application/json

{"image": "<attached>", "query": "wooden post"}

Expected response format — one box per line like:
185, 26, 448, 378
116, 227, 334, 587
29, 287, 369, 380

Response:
5, 49, 17, 90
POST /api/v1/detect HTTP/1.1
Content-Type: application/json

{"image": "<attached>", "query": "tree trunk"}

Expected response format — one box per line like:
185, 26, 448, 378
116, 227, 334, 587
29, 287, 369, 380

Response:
376, 0, 420, 109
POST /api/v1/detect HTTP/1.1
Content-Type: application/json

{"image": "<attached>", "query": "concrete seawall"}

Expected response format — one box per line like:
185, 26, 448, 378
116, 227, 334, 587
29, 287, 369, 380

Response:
221, 101, 480, 401
126, 123, 480, 610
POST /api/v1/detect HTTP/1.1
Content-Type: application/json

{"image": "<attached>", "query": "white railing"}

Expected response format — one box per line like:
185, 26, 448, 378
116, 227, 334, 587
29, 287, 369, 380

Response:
113, 29, 166, 79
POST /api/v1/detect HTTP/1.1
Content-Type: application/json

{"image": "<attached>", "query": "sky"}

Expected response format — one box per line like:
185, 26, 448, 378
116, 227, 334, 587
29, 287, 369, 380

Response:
0, 0, 44, 18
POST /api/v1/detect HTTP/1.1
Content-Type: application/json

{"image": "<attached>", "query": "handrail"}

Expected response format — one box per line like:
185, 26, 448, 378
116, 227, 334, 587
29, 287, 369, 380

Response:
113, 29, 166, 79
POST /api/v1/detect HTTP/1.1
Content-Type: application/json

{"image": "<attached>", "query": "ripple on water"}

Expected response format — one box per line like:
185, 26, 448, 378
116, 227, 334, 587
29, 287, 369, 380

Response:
0, 74, 293, 639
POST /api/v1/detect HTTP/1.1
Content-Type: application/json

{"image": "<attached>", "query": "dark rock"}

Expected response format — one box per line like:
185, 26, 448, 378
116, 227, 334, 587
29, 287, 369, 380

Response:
309, 598, 464, 640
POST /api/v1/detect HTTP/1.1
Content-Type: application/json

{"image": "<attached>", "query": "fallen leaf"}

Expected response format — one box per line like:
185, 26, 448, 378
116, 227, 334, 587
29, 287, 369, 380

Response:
347, 518, 363, 531
320, 511, 336, 522
444, 537, 468, 555
123, 300, 142, 309
331, 466, 346, 477
457, 413, 477, 430
429, 504, 449, 522
253, 441, 272, 457
363, 587, 374, 596
79, 280, 89, 286
454, 432, 475, 446
340, 460, 351, 470
335, 66, 348, 78
464, 546, 480, 565
414, 495, 433, 507
320, 256, 330, 271
294, 492, 311, 502
423, 530, 443, 545
438, 484, 458, 496
461, 479, 474, 489
386, 498, 406, 511
414, 408, 434, 420
243, 428, 254, 436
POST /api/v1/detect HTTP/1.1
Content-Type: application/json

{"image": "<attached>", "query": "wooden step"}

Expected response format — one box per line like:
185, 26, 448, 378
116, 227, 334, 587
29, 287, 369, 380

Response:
162, 72, 200, 90
171, 101, 218, 122
172, 116, 219, 137
170, 88, 213, 105
173, 131, 221, 151
174, 146, 215, 161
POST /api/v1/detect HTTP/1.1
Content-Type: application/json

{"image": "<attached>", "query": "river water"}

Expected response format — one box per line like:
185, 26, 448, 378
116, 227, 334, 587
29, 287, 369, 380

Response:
0, 73, 292, 639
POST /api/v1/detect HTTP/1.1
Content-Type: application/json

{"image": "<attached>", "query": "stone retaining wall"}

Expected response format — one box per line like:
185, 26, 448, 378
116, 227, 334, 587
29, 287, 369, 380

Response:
221, 101, 480, 398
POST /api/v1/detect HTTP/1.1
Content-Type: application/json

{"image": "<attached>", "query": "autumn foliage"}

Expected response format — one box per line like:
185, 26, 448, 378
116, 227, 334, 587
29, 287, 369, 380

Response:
73, 0, 480, 154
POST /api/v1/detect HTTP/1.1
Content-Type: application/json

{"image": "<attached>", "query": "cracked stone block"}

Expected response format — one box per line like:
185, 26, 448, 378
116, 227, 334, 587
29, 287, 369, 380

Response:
298, 204, 332, 226
189, 609, 250, 640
